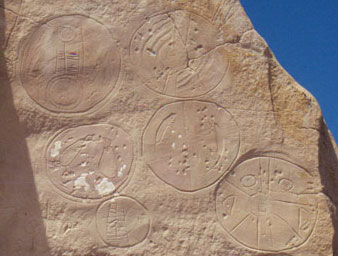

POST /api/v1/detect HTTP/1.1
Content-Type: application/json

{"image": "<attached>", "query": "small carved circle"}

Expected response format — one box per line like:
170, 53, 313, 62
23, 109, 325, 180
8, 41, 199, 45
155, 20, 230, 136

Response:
130, 10, 228, 98
216, 157, 318, 252
48, 77, 82, 109
46, 124, 133, 200
19, 15, 121, 113
240, 175, 256, 187
96, 196, 150, 247
279, 178, 294, 192
58, 26, 77, 42
143, 101, 239, 191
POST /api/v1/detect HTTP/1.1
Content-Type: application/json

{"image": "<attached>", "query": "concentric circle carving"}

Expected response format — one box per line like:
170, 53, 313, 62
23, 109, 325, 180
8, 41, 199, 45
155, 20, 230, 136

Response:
46, 124, 133, 200
216, 157, 318, 252
130, 10, 228, 98
96, 196, 150, 247
19, 15, 121, 113
143, 101, 239, 191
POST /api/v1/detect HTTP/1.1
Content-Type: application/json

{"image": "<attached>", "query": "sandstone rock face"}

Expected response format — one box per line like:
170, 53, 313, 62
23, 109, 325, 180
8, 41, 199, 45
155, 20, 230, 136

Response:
0, 0, 337, 255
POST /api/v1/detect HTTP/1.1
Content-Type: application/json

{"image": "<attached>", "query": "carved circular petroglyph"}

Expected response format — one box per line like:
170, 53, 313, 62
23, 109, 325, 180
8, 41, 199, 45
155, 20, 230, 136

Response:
130, 10, 228, 98
216, 157, 318, 252
19, 15, 121, 113
143, 101, 239, 191
96, 196, 150, 247
46, 124, 133, 200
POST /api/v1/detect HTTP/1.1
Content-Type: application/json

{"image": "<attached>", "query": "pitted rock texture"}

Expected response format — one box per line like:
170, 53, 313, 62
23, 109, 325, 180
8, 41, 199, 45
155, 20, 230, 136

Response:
0, 0, 337, 255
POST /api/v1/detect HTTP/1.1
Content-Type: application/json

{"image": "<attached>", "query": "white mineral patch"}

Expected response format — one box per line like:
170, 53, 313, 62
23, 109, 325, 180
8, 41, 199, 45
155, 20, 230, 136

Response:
95, 178, 115, 196
118, 164, 127, 177
50, 141, 62, 157
171, 142, 176, 149
74, 173, 90, 192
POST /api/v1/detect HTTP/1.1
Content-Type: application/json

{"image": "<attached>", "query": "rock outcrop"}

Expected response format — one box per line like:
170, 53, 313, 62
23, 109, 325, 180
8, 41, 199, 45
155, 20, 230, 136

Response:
0, 0, 337, 255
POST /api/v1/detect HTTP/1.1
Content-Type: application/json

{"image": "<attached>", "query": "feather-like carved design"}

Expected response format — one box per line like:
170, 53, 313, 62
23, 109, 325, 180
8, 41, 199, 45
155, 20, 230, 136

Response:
155, 113, 176, 145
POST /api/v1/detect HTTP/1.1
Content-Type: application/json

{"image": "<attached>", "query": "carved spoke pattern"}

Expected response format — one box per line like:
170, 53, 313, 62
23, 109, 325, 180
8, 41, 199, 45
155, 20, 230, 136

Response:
216, 157, 318, 252
96, 197, 150, 247
19, 15, 120, 113
130, 10, 228, 98
143, 101, 239, 191
46, 124, 133, 200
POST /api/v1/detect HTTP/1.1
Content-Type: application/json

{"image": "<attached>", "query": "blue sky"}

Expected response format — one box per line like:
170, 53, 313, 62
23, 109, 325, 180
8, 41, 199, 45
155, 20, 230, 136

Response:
240, 0, 338, 141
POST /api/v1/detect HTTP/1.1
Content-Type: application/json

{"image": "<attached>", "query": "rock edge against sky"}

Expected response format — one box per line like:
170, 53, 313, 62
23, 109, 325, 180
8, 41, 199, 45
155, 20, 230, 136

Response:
0, 0, 337, 255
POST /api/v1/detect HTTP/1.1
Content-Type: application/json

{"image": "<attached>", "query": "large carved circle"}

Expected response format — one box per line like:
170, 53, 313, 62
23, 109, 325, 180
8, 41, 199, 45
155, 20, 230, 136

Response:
46, 124, 133, 200
19, 15, 121, 113
130, 10, 228, 98
216, 157, 318, 252
143, 101, 239, 191
96, 196, 150, 247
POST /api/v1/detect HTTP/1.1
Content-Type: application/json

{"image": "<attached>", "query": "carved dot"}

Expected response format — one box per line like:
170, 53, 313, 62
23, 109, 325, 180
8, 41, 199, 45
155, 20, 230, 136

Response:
195, 44, 203, 51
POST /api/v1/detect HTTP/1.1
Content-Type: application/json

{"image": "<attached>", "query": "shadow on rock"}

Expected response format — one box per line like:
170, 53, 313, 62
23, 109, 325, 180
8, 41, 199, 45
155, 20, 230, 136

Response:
318, 118, 338, 255
0, 0, 51, 255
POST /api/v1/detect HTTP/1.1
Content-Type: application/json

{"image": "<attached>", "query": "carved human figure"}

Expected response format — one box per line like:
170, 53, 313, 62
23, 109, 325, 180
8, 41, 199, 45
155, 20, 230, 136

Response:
130, 10, 228, 98
46, 125, 133, 200
96, 197, 150, 247
143, 101, 239, 191
19, 15, 120, 112
216, 157, 318, 252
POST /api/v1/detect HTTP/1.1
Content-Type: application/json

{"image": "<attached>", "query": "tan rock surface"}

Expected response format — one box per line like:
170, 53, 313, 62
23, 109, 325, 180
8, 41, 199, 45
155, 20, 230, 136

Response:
0, 0, 337, 255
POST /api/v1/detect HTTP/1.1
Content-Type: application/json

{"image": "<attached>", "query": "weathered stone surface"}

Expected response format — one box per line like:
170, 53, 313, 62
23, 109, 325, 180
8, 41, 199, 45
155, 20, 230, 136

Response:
0, 0, 337, 255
